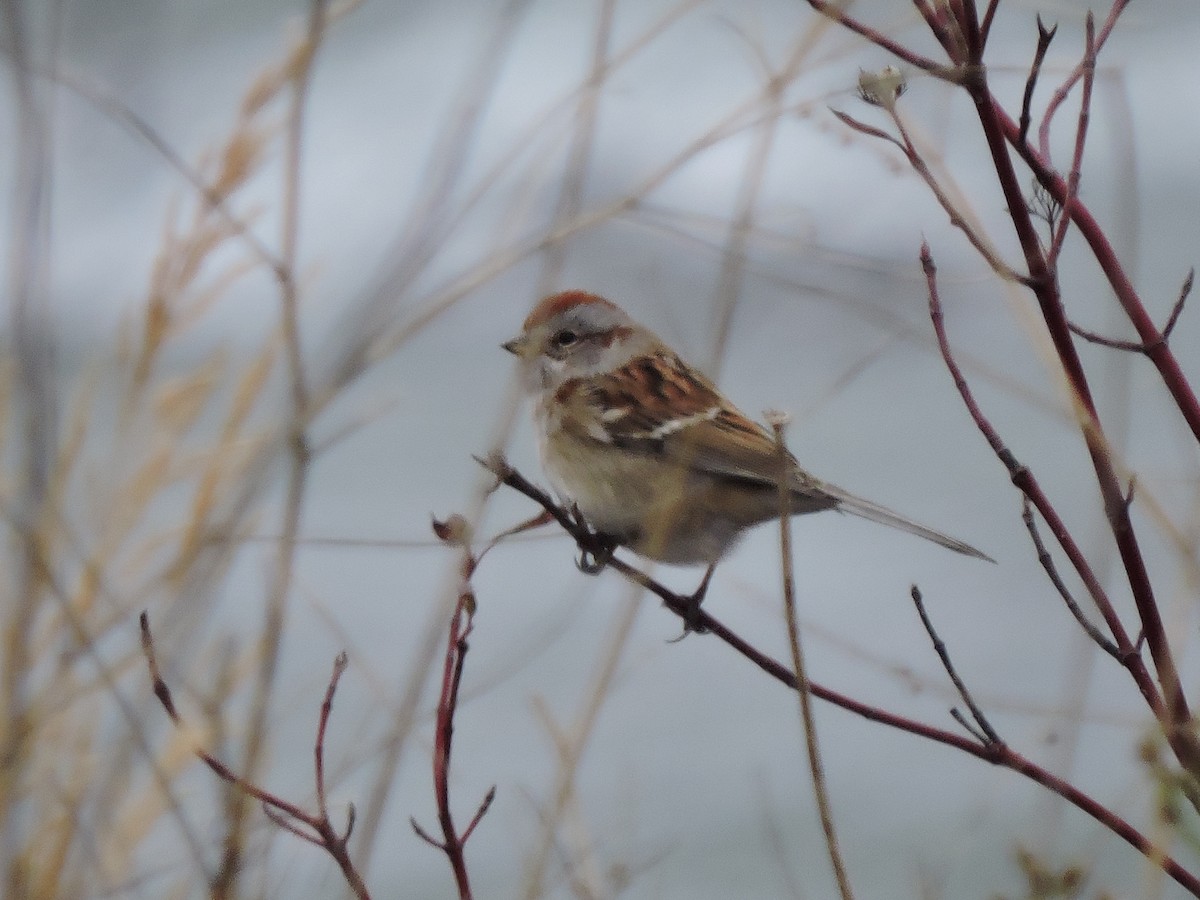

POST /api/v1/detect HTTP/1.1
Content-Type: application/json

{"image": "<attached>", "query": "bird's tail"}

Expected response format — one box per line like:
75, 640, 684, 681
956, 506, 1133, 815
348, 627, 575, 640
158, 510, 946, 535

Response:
821, 485, 994, 562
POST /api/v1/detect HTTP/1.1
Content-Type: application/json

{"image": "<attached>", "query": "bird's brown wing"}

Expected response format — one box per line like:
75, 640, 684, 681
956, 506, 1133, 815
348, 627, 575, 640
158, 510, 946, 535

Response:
566, 350, 990, 559
573, 350, 829, 498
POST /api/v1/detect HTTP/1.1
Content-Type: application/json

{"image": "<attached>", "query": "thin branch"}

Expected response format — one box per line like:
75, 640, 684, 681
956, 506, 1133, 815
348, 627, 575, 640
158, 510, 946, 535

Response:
263, 806, 325, 846
1066, 320, 1151, 353
950, 708, 990, 745
1021, 500, 1122, 660
769, 414, 854, 900
923, 245, 1144, 666
1165, 269, 1195, 340
1037, 0, 1132, 161
829, 108, 900, 147
1019, 16, 1057, 146
461, 787, 497, 845
1046, 13, 1095, 267
1005, 107, 1200, 442
979, 0, 1000, 48
829, 105, 1025, 285
965, 45, 1200, 774
909, 585, 1000, 745
955, 0, 983, 63
410, 818, 445, 849
912, 0, 968, 65
886, 106, 1026, 283
1065, 268, 1194, 353
411, 522, 498, 900
798, 0, 963, 82
315, 651, 350, 821
481, 461, 1200, 895
139, 613, 371, 900
924, 241, 1200, 794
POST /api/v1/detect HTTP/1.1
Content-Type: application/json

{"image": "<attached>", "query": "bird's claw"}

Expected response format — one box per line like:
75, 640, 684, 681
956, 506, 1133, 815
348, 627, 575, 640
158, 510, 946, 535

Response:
666, 564, 716, 642
576, 536, 615, 574
569, 506, 616, 575
666, 594, 710, 642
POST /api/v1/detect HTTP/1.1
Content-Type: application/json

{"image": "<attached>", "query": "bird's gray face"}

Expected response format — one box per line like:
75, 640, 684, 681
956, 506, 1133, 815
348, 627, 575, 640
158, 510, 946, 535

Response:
503, 302, 645, 392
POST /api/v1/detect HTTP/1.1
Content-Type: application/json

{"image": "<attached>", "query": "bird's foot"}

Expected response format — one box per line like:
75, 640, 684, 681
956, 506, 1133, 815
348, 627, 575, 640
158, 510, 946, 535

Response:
570, 506, 617, 574
576, 538, 616, 574
666, 564, 716, 642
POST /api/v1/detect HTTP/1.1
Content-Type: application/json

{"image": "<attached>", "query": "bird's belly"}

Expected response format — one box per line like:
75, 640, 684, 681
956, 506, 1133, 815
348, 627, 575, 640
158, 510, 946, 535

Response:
539, 431, 750, 565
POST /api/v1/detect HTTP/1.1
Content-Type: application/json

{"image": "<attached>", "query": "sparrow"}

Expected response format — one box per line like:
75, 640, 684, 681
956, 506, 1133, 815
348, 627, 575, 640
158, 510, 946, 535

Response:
503, 290, 990, 619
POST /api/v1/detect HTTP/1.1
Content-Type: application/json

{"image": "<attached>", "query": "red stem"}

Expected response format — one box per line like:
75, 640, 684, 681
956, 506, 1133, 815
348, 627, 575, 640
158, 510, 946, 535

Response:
965, 68, 1200, 773
140, 614, 371, 899
432, 598, 475, 899
800, 0, 962, 80
485, 464, 1200, 894
998, 101, 1200, 444
923, 247, 1154, 683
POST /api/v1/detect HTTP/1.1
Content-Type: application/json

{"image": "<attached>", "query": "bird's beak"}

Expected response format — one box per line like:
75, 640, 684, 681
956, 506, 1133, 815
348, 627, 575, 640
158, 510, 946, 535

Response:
502, 335, 528, 357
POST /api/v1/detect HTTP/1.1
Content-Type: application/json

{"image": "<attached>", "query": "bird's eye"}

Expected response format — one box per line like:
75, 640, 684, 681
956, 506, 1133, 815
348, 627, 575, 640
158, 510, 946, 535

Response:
552, 329, 578, 348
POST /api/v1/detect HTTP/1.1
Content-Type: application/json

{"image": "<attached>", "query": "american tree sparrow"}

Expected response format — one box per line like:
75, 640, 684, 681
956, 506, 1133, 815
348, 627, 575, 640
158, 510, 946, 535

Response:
504, 290, 990, 614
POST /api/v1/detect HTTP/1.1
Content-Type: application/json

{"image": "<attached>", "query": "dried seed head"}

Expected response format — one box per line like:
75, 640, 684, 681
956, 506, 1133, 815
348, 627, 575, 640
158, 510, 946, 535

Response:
858, 66, 907, 110
432, 513, 472, 545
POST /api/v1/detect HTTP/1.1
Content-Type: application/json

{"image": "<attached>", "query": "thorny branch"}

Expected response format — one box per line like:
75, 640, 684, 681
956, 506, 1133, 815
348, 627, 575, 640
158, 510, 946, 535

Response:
139, 613, 369, 900
480, 456, 1200, 895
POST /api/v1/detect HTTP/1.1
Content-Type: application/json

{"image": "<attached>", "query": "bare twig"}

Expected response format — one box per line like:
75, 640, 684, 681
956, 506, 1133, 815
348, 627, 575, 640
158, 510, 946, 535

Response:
768, 414, 854, 900
964, 46, 1200, 776
949, 709, 990, 745
1037, 0, 1131, 161
979, 0, 1000, 48
909, 585, 1000, 745
912, 0, 969, 65
1021, 500, 1121, 660
830, 106, 1024, 284
999, 103, 1200, 443
1019, 16, 1057, 147
139, 613, 370, 900
799, 0, 963, 82
315, 652, 349, 821
887, 106, 1025, 283
924, 242, 1200, 801
1066, 268, 1194, 353
923, 244, 1145, 672
1066, 320, 1152, 353
1164, 269, 1195, 339
1045, 13, 1095, 267
411, 520, 497, 899
481, 459, 1200, 895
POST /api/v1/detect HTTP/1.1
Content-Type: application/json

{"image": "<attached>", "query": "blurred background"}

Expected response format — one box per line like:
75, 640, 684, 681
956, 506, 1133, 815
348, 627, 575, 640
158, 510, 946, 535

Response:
3, 0, 1200, 896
